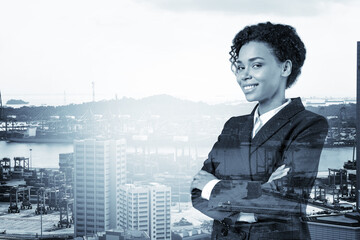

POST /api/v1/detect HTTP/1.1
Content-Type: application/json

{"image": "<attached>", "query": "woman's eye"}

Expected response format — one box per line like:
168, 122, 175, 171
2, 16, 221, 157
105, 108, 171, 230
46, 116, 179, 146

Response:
253, 63, 262, 69
237, 65, 245, 71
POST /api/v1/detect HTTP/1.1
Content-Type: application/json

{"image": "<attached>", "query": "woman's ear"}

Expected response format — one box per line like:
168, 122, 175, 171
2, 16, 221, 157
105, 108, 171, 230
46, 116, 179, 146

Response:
281, 60, 292, 77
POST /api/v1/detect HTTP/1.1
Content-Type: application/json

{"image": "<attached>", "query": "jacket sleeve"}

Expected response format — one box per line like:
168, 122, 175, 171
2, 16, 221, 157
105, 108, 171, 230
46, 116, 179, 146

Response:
191, 117, 240, 221
191, 115, 328, 224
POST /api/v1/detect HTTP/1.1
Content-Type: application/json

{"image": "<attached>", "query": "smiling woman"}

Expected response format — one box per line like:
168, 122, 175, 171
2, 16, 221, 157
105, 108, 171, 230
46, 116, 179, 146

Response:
190, 22, 328, 239
234, 41, 290, 114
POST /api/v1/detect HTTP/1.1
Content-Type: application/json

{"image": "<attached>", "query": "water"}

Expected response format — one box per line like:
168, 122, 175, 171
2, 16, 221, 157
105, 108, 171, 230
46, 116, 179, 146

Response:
318, 147, 355, 171
0, 141, 73, 168
0, 141, 355, 171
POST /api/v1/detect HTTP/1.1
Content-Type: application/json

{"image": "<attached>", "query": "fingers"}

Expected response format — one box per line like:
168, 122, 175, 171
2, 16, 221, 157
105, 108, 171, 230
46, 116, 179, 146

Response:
273, 164, 285, 173
198, 170, 214, 176
190, 178, 202, 189
192, 170, 219, 191
277, 164, 285, 170
195, 170, 218, 180
274, 167, 290, 179
267, 165, 291, 183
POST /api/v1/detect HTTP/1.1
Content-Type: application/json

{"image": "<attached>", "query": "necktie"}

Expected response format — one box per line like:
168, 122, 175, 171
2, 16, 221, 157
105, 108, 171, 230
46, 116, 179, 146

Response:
253, 115, 262, 138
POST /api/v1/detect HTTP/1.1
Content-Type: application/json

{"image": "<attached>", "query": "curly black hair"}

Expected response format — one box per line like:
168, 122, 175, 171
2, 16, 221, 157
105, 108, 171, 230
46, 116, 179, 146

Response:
229, 22, 306, 89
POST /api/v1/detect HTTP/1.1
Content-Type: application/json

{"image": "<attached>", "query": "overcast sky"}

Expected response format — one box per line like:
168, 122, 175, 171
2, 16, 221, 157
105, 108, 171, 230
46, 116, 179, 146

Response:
0, 0, 359, 106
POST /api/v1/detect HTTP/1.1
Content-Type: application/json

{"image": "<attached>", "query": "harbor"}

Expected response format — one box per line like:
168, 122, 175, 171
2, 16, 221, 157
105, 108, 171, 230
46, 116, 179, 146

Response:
0, 139, 359, 238
0, 95, 359, 239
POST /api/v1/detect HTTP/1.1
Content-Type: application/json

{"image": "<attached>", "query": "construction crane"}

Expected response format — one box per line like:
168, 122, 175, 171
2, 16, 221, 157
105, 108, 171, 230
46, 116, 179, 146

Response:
20, 187, 32, 210
35, 187, 48, 215
8, 187, 20, 213
58, 198, 73, 228
48, 188, 60, 211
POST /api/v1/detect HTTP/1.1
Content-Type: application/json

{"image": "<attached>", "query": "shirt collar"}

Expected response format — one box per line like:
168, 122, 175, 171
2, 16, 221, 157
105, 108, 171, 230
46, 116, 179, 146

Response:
253, 99, 291, 126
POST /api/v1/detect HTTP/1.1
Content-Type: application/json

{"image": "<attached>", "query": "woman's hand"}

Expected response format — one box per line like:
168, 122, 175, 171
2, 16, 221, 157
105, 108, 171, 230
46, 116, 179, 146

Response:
267, 164, 290, 183
191, 170, 219, 191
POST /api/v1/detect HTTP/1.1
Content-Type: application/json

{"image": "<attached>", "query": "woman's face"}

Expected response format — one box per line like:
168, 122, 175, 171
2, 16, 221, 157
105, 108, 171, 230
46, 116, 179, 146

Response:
235, 41, 287, 106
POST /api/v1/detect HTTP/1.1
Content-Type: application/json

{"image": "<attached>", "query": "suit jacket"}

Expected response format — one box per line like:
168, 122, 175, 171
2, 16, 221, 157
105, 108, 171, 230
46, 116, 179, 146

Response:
191, 97, 328, 240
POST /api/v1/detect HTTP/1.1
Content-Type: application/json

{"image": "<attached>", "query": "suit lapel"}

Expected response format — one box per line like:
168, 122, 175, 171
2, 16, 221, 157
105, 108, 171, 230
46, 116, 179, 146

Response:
250, 98, 305, 154
238, 114, 253, 143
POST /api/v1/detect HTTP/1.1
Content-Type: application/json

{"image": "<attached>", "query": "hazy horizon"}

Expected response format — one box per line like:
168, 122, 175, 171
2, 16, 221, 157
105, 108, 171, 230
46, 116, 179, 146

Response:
2, 93, 356, 108
1, 0, 359, 106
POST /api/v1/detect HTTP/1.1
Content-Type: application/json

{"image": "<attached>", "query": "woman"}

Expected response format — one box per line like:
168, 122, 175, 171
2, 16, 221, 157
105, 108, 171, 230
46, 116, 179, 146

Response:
191, 22, 328, 239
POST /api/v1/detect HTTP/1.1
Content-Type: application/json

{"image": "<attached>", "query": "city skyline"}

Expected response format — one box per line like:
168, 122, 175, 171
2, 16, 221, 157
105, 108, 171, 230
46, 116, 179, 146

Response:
0, 0, 359, 106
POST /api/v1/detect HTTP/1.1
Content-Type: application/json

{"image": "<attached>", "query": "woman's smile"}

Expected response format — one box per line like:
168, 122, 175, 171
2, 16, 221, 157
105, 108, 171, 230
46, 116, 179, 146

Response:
236, 41, 288, 114
242, 83, 259, 92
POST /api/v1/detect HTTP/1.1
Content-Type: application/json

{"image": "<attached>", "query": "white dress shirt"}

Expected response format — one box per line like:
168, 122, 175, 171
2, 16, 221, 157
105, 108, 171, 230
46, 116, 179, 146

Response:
200, 99, 291, 222
252, 99, 291, 138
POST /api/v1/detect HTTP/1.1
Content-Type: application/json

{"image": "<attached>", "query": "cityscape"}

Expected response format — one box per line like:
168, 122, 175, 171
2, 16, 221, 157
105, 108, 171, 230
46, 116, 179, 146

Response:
0, 94, 359, 239
1, 1, 360, 239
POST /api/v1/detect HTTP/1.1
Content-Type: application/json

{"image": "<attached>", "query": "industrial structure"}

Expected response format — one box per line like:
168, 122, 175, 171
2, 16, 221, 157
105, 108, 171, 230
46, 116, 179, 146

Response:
0, 154, 74, 232
299, 40, 360, 240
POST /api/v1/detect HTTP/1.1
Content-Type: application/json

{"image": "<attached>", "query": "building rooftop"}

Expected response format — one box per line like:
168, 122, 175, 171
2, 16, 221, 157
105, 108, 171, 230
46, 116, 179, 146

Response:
304, 213, 360, 228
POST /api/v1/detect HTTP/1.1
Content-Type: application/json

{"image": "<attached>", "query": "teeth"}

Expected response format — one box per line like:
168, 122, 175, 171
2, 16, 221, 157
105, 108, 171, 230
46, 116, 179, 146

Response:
244, 84, 257, 90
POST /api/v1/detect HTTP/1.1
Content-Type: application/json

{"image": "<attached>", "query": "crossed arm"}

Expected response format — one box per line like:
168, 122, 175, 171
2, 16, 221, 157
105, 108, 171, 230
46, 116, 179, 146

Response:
190, 117, 328, 225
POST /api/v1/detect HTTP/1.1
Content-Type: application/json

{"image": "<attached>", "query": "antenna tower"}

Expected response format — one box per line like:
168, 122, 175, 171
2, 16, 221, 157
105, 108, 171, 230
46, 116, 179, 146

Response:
63, 91, 67, 106
92, 82, 95, 102
0, 91, 3, 120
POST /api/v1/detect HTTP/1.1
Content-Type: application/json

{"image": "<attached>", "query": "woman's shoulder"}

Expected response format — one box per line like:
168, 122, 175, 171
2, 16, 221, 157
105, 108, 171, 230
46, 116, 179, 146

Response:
225, 114, 252, 124
286, 97, 328, 125
296, 109, 328, 123
220, 115, 253, 134
289, 109, 329, 135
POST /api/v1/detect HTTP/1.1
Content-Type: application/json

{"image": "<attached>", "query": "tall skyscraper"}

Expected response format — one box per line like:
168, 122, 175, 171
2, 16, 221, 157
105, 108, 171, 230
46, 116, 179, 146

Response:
74, 139, 126, 237
119, 183, 171, 240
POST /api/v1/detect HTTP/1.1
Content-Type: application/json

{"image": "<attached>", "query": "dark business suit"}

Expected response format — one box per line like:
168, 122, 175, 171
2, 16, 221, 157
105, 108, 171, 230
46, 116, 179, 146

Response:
191, 97, 328, 239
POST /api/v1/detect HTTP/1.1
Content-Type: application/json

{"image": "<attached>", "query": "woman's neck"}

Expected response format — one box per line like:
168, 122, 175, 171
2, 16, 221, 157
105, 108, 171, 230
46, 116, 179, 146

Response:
258, 97, 287, 115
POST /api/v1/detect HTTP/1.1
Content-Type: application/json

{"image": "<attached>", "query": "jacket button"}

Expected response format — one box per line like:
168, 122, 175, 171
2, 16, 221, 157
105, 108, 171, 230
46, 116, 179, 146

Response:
239, 231, 247, 239
221, 227, 228, 236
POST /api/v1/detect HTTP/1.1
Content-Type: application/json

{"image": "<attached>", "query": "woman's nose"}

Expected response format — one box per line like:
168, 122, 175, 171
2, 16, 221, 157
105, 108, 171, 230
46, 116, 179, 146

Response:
238, 68, 251, 81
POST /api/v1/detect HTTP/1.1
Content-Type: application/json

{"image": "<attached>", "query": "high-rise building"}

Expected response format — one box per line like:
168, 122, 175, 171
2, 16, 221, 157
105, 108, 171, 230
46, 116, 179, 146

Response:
119, 183, 171, 240
74, 139, 126, 237
98, 229, 150, 240
304, 213, 360, 240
